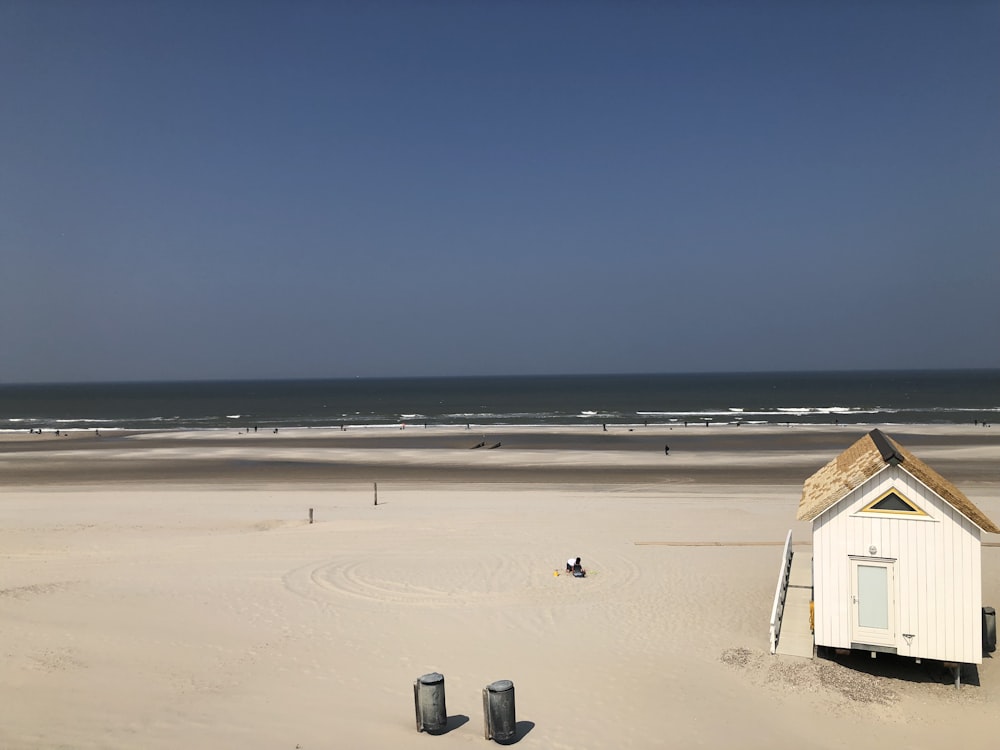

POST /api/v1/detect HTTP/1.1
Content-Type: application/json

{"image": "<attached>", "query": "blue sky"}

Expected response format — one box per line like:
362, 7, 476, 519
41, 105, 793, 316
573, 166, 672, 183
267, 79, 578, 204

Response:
2, 1, 997, 382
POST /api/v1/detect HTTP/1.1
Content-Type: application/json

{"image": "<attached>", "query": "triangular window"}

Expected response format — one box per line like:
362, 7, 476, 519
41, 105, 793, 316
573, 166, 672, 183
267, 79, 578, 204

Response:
861, 489, 927, 516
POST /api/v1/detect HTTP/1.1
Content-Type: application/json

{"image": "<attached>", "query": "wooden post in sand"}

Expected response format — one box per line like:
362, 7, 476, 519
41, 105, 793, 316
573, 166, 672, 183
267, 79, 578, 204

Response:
374, 482, 378, 506
309, 508, 314, 524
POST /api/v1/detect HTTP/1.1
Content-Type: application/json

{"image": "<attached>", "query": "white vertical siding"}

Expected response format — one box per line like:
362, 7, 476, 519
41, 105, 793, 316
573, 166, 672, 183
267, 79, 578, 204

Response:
972, 534, 983, 661
812, 465, 984, 663
942, 494, 956, 656
906, 517, 920, 657
923, 511, 937, 656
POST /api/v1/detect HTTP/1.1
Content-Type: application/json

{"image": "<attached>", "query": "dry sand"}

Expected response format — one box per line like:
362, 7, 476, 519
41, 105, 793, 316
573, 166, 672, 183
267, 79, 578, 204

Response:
1, 424, 998, 749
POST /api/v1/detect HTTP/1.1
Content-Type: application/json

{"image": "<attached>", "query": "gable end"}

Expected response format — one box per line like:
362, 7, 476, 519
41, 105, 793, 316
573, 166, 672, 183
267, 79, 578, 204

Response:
797, 430, 1000, 533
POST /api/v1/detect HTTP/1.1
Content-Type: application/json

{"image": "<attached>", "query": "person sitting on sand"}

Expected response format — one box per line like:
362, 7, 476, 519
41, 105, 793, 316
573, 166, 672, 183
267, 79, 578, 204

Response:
566, 557, 585, 576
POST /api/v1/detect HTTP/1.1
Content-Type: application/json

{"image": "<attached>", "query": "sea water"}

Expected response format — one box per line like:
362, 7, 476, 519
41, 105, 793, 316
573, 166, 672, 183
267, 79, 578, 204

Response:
0, 370, 997, 432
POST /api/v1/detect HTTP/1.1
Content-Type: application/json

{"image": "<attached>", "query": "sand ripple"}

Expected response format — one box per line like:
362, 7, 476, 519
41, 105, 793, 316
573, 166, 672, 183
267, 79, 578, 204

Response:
282, 552, 641, 609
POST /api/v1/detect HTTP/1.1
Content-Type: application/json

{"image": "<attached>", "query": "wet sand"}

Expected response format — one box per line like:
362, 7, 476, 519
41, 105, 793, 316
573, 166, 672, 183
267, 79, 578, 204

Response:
2, 423, 998, 485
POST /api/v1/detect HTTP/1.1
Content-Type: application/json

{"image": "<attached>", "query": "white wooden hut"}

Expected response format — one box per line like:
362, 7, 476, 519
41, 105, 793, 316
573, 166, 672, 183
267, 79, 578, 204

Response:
796, 429, 998, 668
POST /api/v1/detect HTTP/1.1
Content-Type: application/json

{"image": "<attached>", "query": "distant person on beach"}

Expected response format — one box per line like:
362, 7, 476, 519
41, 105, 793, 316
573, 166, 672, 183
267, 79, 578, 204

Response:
566, 557, 585, 576
664, 444, 669, 455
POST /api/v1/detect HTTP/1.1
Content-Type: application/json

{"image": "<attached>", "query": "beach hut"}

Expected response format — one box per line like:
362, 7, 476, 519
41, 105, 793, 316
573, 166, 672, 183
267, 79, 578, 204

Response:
796, 429, 998, 671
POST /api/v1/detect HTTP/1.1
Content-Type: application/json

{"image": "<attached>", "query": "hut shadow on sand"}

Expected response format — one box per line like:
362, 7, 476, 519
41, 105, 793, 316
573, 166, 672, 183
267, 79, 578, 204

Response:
818, 647, 982, 687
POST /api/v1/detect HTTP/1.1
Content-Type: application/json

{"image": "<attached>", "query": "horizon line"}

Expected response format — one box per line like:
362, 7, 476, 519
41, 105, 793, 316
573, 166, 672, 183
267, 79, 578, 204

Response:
2, 367, 999, 389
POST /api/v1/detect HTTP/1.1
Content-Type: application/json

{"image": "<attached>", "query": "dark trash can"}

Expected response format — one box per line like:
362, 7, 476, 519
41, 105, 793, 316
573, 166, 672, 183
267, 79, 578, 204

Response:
414, 672, 447, 733
483, 679, 516, 743
984, 607, 997, 653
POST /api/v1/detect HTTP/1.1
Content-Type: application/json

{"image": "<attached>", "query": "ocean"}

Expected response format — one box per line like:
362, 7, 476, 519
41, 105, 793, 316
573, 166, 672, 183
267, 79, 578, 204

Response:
0, 370, 997, 433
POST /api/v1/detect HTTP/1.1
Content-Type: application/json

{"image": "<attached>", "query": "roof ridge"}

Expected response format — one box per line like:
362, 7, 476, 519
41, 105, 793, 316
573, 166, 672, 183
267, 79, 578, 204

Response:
869, 428, 903, 464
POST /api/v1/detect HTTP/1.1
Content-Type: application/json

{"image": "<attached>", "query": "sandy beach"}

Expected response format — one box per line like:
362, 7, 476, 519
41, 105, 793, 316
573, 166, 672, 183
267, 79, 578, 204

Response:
2, 424, 999, 749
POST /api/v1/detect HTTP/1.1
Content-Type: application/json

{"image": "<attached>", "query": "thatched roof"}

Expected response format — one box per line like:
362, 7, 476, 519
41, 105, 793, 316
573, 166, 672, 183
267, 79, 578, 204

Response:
797, 429, 999, 533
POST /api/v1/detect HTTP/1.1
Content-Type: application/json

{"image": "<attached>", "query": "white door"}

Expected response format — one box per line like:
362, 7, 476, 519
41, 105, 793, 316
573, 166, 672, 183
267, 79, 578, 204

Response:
850, 558, 896, 647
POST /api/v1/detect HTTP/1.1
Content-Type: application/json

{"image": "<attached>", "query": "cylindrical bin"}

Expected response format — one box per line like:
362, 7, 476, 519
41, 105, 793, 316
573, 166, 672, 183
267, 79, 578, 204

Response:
482, 679, 516, 743
983, 607, 997, 653
413, 672, 447, 733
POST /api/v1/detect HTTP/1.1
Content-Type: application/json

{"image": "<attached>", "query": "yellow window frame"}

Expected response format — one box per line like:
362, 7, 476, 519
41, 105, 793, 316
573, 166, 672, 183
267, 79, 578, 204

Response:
860, 488, 927, 517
